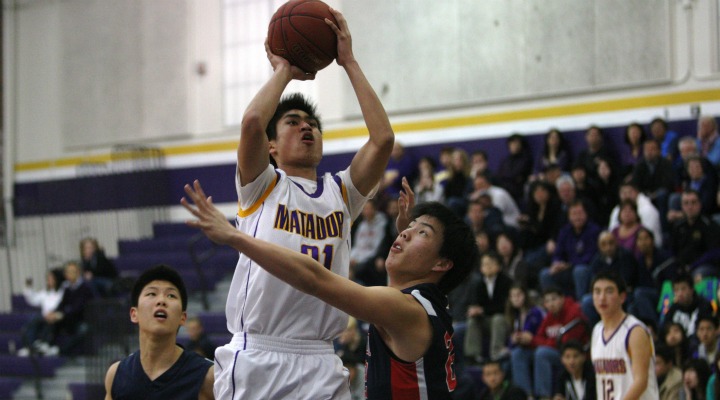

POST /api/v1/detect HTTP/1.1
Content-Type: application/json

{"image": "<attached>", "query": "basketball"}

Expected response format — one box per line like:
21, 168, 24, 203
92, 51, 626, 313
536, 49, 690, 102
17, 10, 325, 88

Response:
268, 0, 338, 74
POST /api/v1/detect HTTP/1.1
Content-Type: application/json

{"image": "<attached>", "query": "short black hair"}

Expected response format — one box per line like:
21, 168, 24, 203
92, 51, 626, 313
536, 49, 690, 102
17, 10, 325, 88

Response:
542, 286, 564, 297
266, 93, 321, 141
131, 264, 188, 311
672, 273, 694, 289
410, 202, 479, 294
696, 315, 719, 330
560, 339, 586, 355
590, 270, 627, 294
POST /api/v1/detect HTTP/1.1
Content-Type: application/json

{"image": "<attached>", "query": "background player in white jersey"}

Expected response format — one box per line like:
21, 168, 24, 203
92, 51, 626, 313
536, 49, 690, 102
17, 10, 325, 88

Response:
214, 6, 394, 399
182, 179, 478, 399
590, 271, 658, 400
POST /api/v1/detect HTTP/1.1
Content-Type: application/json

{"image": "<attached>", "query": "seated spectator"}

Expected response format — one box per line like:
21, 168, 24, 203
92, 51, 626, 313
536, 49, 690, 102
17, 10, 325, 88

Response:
663, 274, 713, 339
661, 321, 691, 370
635, 227, 677, 289
534, 128, 571, 176
619, 122, 648, 179
588, 157, 620, 228
570, 162, 594, 204
675, 155, 719, 217
539, 200, 601, 299
655, 344, 683, 400
576, 125, 617, 183
79, 237, 118, 298
672, 136, 716, 192
478, 360, 527, 400
496, 133, 533, 206
443, 147, 472, 217
518, 180, 563, 276
506, 284, 545, 357
434, 146, 454, 188
650, 117, 680, 162
580, 231, 657, 327
413, 156, 443, 204
17, 269, 65, 357
470, 149, 493, 183
475, 231, 493, 255
464, 199, 504, 239
611, 200, 645, 258
707, 352, 720, 400
468, 171, 521, 229
555, 174, 601, 227
495, 231, 533, 292
608, 182, 663, 248
553, 340, 596, 400
692, 316, 719, 366
696, 115, 720, 168
631, 138, 675, 228
464, 252, 513, 363
510, 287, 589, 399
681, 358, 712, 400
46, 261, 95, 356
668, 190, 720, 278
185, 317, 216, 361
350, 199, 390, 286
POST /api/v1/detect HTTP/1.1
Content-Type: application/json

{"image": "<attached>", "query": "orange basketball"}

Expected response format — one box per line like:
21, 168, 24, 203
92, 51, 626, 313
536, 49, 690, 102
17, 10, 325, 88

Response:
268, 0, 338, 73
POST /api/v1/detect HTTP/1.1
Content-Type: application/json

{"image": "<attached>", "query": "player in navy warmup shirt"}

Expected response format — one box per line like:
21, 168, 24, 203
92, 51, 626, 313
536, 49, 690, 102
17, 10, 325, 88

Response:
104, 265, 214, 400
182, 178, 479, 399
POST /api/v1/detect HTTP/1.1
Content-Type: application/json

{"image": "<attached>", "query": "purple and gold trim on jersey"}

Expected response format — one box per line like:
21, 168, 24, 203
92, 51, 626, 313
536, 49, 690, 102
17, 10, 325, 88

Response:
237, 171, 280, 218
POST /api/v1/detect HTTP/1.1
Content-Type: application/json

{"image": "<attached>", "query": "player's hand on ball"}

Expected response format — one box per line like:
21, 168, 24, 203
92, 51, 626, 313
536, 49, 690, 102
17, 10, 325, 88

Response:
326, 7, 354, 67
264, 39, 316, 81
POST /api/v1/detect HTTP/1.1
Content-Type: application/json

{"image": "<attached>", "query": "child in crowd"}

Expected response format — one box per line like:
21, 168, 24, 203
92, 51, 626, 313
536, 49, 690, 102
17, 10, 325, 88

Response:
661, 322, 690, 371
692, 316, 719, 366
478, 360, 527, 400
465, 252, 513, 363
505, 284, 545, 356
553, 340, 596, 400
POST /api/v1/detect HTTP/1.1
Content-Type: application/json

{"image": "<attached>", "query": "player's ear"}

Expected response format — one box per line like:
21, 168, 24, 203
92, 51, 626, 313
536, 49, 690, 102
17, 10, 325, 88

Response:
432, 258, 453, 272
130, 307, 139, 324
179, 311, 187, 327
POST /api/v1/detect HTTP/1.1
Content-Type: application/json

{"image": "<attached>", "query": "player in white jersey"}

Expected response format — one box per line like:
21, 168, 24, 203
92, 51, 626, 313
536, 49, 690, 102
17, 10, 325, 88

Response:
207, 7, 394, 400
590, 271, 658, 400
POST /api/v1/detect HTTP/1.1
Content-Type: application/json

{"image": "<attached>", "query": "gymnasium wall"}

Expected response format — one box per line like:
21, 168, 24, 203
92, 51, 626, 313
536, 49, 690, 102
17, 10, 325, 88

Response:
3, 0, 720, 310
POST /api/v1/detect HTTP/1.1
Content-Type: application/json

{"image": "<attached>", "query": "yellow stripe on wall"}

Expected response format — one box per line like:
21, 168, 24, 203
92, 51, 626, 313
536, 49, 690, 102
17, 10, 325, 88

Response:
15, 88, 720, 172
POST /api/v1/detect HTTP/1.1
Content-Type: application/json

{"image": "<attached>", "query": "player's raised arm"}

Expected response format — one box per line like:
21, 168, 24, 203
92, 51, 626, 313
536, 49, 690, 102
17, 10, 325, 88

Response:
237, 41, 315, 186
326, 8, 394, 196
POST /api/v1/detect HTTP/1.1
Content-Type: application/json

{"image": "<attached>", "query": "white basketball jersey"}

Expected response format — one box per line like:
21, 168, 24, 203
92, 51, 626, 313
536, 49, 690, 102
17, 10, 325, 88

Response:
591, 314, 659, 400
227, 165, 368, 340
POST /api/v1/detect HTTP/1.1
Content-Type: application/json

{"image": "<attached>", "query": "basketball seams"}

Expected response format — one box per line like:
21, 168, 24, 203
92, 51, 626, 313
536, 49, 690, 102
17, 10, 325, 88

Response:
285, 19, 335, 60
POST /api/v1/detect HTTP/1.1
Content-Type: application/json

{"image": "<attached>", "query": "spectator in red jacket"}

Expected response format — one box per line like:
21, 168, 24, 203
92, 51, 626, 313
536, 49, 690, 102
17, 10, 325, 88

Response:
510, 286, 589, 399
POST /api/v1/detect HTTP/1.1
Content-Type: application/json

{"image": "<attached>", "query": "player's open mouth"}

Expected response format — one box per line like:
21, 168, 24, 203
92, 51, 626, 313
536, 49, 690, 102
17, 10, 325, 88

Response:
154, 311, 168, 319
391, 242, 401, 252
301, 133, 314, 143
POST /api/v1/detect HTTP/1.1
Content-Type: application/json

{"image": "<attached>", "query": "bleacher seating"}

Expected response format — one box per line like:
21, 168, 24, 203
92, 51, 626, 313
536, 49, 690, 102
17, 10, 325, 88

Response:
115, 221, 238, 294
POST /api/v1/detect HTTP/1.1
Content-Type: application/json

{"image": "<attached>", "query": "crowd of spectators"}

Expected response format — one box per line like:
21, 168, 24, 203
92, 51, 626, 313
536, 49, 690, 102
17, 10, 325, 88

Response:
349, 115, 720, 399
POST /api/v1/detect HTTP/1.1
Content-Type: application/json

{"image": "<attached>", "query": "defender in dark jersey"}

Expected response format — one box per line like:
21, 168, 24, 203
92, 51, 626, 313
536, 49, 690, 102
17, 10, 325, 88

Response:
104, 265, 214, 400
182, 178, 479, 399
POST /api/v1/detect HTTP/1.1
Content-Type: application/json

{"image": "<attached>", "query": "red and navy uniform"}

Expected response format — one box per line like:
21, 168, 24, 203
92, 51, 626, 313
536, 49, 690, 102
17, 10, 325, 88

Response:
365, 283, 457, 399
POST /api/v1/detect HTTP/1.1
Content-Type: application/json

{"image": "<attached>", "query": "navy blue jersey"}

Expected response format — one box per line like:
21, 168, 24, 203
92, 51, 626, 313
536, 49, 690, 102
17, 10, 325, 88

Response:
365, 283, 457, 399
111, 348, 212, 400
